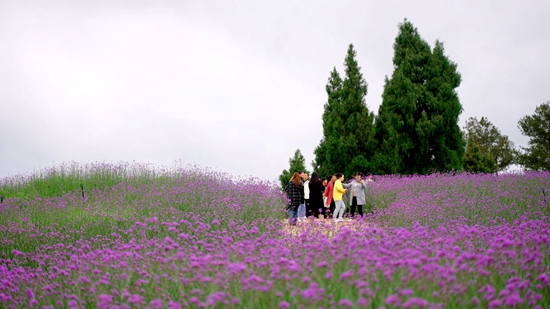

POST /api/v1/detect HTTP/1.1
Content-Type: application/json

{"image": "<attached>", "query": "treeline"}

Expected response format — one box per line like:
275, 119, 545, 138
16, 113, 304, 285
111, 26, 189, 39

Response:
280, 19, 549, 187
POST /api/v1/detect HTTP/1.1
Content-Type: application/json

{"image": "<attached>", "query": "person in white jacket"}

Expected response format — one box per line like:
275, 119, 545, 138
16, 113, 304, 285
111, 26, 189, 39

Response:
302, 172, 310, 218
297, 171, 309, 220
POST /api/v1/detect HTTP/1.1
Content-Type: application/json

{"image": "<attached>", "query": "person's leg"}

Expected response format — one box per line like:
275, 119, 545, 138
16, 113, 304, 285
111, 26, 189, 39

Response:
330, 199, 335, 216
298, 203, 305, 219
336, 200, 346, 219
351, 197, 357, 218
288, 205, 297, 224
311, 202, 318, 219
322, 204, 329, 219
358, 204, 364, 218
305, 199, 311, 217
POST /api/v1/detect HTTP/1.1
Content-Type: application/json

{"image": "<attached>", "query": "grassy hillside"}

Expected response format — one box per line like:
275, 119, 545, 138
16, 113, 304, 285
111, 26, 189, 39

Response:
0, 163, 548, 308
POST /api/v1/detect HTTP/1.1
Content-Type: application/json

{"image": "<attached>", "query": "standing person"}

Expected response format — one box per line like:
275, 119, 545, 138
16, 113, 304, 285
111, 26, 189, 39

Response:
332, 173, 348, 221
323, 174, 336, 218
320, 177, 328, 219
302, 172, 311, 218
308, 172, 325, 219
296, 171, 306, 221
321, 177, 327, 206
285, 172, 304, 225
343, 172, 367, 219
328, 175, 336, 215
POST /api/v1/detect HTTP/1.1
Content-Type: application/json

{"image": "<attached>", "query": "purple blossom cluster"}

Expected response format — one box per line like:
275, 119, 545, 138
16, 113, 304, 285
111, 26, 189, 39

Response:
0, 164, 549, 308
369, 171, 550, 227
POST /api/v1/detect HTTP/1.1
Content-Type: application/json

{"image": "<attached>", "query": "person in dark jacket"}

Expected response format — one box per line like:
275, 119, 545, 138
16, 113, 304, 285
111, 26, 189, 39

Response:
308, 172, 325, 219
285, 172, 304, 225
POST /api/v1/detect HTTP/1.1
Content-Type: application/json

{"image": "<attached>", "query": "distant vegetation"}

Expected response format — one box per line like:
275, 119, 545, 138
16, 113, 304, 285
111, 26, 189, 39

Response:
281, 19, 550, 181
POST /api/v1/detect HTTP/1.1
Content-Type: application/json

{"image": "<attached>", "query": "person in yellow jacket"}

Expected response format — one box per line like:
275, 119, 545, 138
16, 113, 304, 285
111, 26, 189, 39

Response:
332, 173, 348, 221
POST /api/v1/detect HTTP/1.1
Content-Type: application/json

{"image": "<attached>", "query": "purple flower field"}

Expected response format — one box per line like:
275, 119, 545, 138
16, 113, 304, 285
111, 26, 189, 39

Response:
0, 162, 549, 308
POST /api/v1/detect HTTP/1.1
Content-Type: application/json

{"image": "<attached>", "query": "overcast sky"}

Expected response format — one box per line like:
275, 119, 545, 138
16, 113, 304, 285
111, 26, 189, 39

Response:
0, 0, 548, 182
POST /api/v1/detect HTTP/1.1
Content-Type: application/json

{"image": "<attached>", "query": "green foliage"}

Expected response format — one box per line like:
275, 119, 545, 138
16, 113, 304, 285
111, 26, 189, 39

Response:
463, 134, 497, 173
313, 44, 375, 177
0, 162, 166, 200
517, 101, 550, 171
373, 19, 464, 175
279, 149, 310, 188
463, 116, 515, 172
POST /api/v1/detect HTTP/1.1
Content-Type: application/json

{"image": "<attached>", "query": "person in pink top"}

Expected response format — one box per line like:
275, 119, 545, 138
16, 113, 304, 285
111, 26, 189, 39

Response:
323, 174, 336, 218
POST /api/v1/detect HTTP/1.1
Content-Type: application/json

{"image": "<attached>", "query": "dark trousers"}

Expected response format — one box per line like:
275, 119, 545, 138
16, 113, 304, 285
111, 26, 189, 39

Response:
350, 196, 363, 218
304, 199, 311, 217
329, 199, 335, 216
319, 202, 329, 217
311, 203, 323, 218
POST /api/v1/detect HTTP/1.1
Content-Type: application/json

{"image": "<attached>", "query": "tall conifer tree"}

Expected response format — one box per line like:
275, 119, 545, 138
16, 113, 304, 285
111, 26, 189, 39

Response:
313, 44, 375, 177
373, 20, 464, 175
313, 68, 344, 177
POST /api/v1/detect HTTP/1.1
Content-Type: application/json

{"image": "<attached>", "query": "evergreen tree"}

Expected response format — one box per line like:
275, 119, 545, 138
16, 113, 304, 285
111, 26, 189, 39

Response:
279, 149, 310, 188
313, 44, 375, 177
373, 19, 464, 175
463, 134, 497, 173
313, 68, 344, 177
463, 116, 515, 172
517, 101, 550, 171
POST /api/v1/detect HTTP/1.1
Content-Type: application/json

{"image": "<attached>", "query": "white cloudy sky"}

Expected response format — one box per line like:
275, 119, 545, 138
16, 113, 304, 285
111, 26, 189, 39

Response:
0, 0, 548, 181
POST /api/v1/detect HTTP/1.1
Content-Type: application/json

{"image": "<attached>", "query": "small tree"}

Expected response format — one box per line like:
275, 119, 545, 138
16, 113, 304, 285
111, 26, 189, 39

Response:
279, 149, 310, 188
517, 102, 550, 171
463, 116, 515, 172
463, 134, 497, 173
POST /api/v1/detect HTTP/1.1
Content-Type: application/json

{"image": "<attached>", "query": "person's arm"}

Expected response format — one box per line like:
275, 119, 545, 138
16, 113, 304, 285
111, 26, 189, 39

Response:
335, 181, 346, 194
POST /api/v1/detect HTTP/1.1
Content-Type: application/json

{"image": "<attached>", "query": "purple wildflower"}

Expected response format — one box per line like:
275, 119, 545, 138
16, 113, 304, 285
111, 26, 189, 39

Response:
97, 294, 113, 308
386, 294, 401, 306
338, 299, 354, 307
402, 297, 428, 308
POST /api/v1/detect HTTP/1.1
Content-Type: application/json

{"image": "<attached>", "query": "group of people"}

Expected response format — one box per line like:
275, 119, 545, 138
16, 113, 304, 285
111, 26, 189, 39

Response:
284, 171, 373, 224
